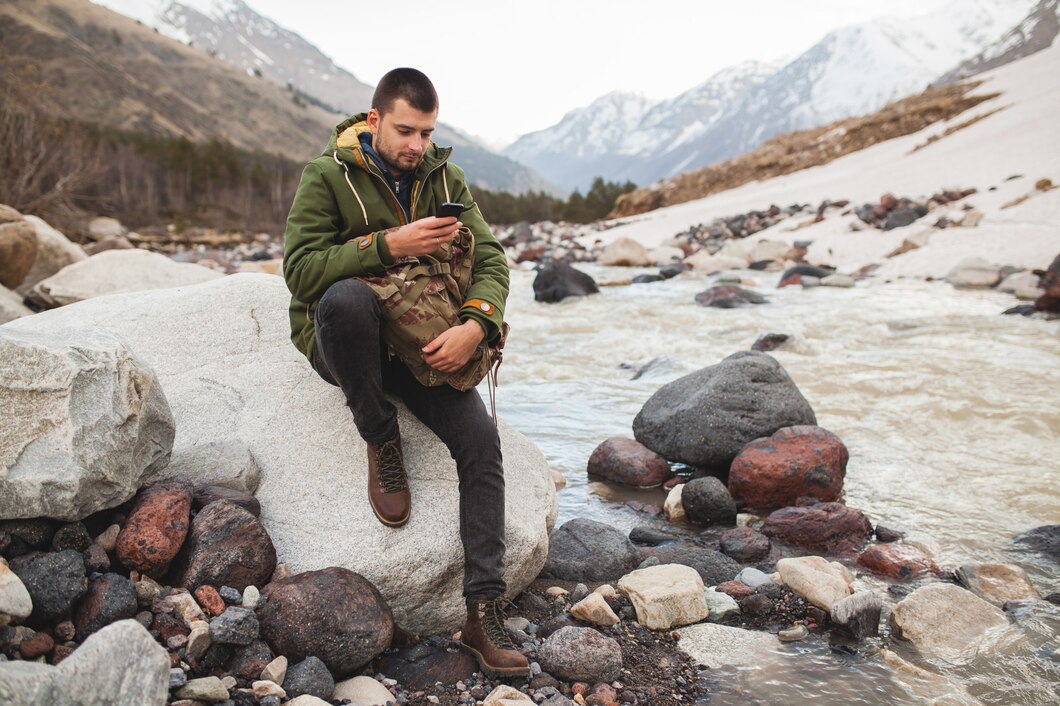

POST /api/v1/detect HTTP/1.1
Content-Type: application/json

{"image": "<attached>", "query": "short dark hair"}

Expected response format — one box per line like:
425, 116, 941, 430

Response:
372, 68, 438, 115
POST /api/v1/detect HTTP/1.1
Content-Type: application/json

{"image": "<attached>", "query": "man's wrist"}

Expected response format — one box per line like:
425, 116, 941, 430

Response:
461, 317, 486, 340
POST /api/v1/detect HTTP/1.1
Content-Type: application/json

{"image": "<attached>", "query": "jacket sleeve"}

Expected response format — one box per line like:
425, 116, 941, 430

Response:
283, 162, 393, 304
449, 166, 509, 344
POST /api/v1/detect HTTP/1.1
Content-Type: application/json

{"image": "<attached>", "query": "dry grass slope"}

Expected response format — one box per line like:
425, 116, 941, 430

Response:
610, 82, 1000, 218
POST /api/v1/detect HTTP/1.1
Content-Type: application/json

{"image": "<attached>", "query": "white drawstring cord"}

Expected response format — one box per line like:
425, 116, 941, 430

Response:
333, 151, 368, 225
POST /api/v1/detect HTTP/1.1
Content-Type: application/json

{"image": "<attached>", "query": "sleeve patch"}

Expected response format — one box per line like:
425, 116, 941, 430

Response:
463, 298, 495, 316
357, 234, 374, 250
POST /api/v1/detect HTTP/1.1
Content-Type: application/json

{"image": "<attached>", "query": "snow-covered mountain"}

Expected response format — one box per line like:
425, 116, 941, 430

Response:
505, 0, 1040, 192
90, 0, 558, 194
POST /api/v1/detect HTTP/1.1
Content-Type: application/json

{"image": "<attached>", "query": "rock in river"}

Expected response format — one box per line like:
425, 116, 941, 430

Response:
681, 476, 737, 527
694, 285, 767, 308
761, 502, 872, 556
533, 261, 599, 303
586, 438, 671, 488
889, 583, 1009, 665
728, 425, 848, 511
633, 351, 816, 475
544, 518, 640, 582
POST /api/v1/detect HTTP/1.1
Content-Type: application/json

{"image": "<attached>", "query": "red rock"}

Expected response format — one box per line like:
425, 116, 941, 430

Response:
572, 683, 590, 697
516, 246, 546, 263
53, 621, 75, 642
1034, 253, 1060, 313
761, 502, 872, 556
50, 644, 75, 665
19, 632, 54, 659
719, 527, 771, 563
662, 477, 682, 490
116, 480, 193, 577
728, 426, 848, 511
168, 652, 181, 668
258, 567, 393, 678
152, 612, 190, 641
171, 500, 276, 592
880, 193, 899, 210
587, 683, 620, 706
228, 639, 275, 683
716, 581, 755, 599
194, 585, 226, 617
856, 543, 937, 580
587, 438, 671, 488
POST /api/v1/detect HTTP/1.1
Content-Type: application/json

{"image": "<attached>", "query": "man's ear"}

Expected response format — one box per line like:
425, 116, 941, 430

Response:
366, 108, 380, 134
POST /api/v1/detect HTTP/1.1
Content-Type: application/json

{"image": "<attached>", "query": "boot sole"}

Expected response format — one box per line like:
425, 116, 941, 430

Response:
369, 497, 410, 527
459, 641, 530, 677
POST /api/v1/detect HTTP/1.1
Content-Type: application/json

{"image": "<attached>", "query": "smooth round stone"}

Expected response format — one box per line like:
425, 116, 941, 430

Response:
778, 624, 809, 642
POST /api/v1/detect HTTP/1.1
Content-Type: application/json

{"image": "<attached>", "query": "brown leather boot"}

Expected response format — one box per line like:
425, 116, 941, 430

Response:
460, 596, 530, 677
366, 431, 411, 527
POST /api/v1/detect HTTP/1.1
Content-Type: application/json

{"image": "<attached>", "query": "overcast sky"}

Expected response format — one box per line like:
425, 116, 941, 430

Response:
244, 0, 953, 147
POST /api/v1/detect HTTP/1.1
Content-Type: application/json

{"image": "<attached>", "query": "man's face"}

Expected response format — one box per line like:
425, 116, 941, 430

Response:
367, 99, 437, 175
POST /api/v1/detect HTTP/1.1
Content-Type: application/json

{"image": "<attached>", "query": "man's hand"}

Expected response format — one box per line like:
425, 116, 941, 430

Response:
422, 320, 485, 372
385, 216, 461, 258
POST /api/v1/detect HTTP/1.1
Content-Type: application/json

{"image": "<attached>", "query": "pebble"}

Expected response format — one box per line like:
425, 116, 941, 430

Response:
219, 586, 243, 605
176, 676, 229, 702
252, 680, 286, 699
209, 607, 259, 645
186, 626, 211, 660
94, 524, 121, 552
570, 584, 590, 603
166, 634, 189, 650
195, 585, 227, 617
261, 655, 288, 684
546, 587, 569, 598
778, 624, 809, 642
169, 668, 188, 690
19, 632, 54, 659
242, 585, 260, 610
53, 621, 76, 642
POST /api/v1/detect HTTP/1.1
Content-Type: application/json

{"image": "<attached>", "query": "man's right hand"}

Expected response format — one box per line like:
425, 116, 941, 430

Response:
384, 217, 461, 258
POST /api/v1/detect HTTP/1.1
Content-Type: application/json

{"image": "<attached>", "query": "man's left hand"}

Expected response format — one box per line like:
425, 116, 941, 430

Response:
422, 320, 485, 372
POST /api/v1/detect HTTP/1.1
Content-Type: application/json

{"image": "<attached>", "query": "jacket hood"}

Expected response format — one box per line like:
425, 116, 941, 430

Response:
324, 113, 451, 176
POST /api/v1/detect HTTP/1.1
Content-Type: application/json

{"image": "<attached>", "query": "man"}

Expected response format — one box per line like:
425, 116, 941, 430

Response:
282, 68, 527, 677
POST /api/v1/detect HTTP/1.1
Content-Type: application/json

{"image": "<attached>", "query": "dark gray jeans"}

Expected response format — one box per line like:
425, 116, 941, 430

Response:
311, 278, 507, 599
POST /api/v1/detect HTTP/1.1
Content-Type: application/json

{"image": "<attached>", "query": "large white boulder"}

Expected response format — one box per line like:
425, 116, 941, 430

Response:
2, 274, 557, 634
0, 327, 174, 521
26, 249, 222, 309
598, 237, 652, 267
15, 216, 87, 296
0, 619, 169, 705
889, 583, 1009, 665
944, 257, 1001, 288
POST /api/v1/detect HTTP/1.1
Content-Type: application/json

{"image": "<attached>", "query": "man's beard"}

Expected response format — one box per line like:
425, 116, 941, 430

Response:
375, 135, 423, 176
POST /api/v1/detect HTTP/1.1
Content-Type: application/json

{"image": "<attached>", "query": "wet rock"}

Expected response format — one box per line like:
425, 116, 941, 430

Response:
719, 527, 771, 563
681, 476, 737, 526
116, 479, 193, 577
617, 564, 707, 629
533, 261, 599, 303
571, 592, 620, 627
778, 265, 834, 288
703, 587, 740, 622
283, 656, 334, 700
890, 583, 1009, 665
192, 485, 261, 517
632, 273, 664, 284
0, 328, 175, 521
640, 545, 741, 586
538, 626, 622, 683
831, 591, 882, 640
1013, 524, 1060, 562
751, 333, 790, 352
628, 527, 676, 546
633, 351, 816, 475
945, 257, 1001, 288
761, 502, 872, 555
50, 523, 92, 553
881, 207, 923, 230
735, 567, 774, 589
586, 438, 671, 488
663, 484, 687, 523
775, 556, 853, 611
874, 524, 905, 543
544, 519, 640, 582
955, 563, 1041, 607
14, 550, 88, 626
677, 623, 777, 668
228, 639, 274, 683
694, 285, 767, 308
778, 624, 809, 641
728, 426, 848, 511
376, 640, 477, 689
333, 676, 396, 705
74, 572, 138, 641
209, 606, 259, 645
258, 567, 393, 677
171, 500, 276, 592
1033, 253, 1060, 313
0, 558, 33, 624
856, 543, 937, 580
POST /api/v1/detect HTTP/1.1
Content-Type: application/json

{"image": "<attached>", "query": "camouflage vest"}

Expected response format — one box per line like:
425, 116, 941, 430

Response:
357, 227, 508, 391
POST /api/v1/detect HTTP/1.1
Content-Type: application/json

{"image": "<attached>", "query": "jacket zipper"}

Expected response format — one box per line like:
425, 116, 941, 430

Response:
351, 150, 409, 226
410, 160, 449, 219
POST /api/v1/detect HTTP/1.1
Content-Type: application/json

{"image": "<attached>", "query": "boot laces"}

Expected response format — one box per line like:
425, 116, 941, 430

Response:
376, 438, 408, 493
482, 597, 517, 650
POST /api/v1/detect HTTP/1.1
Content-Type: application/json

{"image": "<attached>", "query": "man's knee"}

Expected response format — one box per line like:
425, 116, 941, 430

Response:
316, 278, 377, 325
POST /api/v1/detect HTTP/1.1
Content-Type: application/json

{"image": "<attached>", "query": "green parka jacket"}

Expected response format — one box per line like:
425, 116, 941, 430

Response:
283, 114, 509, 361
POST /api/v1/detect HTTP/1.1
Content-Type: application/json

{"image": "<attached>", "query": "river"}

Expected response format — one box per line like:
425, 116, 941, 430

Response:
494, 265, 1060, 705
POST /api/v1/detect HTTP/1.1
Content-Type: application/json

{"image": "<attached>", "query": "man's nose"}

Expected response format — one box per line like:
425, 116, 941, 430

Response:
408, 135, 424, 153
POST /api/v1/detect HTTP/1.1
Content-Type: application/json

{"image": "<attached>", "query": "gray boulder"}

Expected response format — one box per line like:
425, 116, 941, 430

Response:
545, 518, 640, 582
633, 351, 816, 473
0, 327, 174, 521
0, 619, 168, 705
2, 274, 557, 635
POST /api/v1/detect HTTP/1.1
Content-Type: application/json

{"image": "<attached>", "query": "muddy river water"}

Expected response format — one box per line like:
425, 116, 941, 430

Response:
494, 266, 1059, 705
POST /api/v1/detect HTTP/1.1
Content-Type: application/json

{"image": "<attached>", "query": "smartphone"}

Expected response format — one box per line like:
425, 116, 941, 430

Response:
438, 202, 466, 219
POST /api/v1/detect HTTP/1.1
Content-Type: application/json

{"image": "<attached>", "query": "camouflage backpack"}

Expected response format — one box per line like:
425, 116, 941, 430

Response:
356, 226, 509, 392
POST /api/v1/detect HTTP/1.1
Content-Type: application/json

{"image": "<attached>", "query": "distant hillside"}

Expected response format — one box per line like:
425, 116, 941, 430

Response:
90, 0, 559, 195
609, 81, 999, 218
